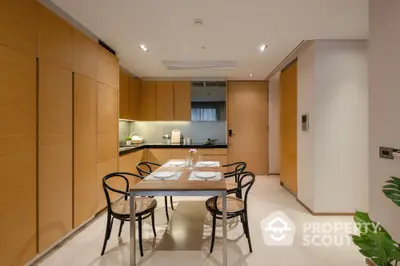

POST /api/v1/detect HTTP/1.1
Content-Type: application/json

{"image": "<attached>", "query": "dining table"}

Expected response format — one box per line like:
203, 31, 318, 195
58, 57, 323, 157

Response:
129, 159, 228, 266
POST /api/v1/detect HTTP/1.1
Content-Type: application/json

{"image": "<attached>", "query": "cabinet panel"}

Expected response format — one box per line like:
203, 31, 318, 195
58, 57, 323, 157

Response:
119, 70, 130, 119
119, 150, 144, 185
72, 29, 98, 80
0, 0, 38, 57
0, 45, 37, 266
38, 4, 72, 69
145, 149, 170, 165
156, 81, 174, 120
97, 82, 118, 210
98, 48, 118, 87
38, 60, 73, 252
129, 77, 140, 120
173, 81, 191, 121
74, 74, 98, 227
139, 81, 157, 120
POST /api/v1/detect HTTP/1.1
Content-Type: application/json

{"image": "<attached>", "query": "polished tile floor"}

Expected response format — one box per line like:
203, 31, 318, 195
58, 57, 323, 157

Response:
38, 176, 365, 266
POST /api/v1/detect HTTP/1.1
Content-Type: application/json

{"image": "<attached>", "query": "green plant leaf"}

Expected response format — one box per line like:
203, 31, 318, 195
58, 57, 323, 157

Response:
383, 176, 400, 207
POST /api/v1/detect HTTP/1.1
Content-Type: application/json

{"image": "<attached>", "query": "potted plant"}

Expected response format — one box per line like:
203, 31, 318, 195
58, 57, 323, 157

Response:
351, 176, 400, 266
125, 136, 132, 146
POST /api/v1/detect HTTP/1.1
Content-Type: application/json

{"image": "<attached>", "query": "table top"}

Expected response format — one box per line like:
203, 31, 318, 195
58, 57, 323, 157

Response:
130, 160, 226, 192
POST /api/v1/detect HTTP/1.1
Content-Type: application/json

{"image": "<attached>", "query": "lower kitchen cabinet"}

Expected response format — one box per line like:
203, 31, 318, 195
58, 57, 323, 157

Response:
119, 150, 144, 185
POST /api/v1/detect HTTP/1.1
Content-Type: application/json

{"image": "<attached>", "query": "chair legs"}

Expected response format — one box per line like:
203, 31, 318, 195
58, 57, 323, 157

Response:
138, 215, 144, 257
210, 215, 217, 253
170, 196, 174, 210
243, 212, 253, 253
164, 196, 170, 221
118, 220, 124, 237
101, 213, 114, 256
151, 211, 157, 237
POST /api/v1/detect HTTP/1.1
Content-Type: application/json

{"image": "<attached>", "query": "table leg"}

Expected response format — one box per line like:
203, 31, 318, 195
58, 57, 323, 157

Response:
130, 192, 136, 266
222, 191, 227, 266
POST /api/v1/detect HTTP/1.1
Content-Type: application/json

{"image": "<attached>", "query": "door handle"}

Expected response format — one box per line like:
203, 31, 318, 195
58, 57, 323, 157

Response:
228, 129, 235, 137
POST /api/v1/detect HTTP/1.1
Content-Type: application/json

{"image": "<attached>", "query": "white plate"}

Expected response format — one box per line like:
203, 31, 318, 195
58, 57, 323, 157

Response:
195, 172, 217, 180
198, 161, 218, 166
153, 172, 176, 179
167, 162, 186, 166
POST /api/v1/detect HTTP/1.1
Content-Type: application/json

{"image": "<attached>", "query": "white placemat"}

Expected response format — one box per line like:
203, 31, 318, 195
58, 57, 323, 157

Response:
144, 171, 182, 181
189, 171, 222, 181
195, 161, 221, 168
163, 161, 187, 167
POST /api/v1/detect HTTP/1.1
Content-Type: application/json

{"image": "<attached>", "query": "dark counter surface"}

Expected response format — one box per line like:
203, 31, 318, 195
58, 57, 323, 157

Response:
119, 143, 228, 156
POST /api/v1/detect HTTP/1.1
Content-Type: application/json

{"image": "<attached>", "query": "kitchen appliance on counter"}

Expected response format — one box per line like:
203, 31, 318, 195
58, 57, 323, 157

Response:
171, 129, 181, 144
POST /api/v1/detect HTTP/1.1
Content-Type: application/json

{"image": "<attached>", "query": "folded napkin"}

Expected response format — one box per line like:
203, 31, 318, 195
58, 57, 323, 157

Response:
163, 161, 187, 167
195, 161, 221, 168
144, 171, 182, 181
189, 171, 221, 181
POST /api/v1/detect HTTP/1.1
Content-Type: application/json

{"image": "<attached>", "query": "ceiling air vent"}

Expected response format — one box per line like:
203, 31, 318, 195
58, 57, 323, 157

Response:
192, 81, 226, 88
162, 60, 236, 70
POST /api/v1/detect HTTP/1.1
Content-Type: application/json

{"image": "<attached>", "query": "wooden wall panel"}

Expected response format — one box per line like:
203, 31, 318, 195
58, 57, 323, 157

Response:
280, 60, 298, 194
72, 29, 98, 80
156, 81, 174, 120
97, 82, 118, 209
74, 74, 98, 227
0, 0, 38, 57
38, 4, 72, 69
38, 60, 72, 252
0, 45, 37, 266
97, 48, 118, 87
173, 81, 191, 121
119, 70, 130, 119
228, 81, 269, 175
129, 77, 140, 120
119, 150, 144, 185
139, 81, 157, 120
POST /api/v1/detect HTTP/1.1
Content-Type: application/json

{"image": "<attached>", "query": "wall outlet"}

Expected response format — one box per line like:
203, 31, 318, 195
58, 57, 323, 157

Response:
379, 146, 394, 159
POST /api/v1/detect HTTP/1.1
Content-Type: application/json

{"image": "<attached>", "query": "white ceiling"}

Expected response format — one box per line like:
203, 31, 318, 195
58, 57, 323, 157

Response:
49, 0, 368, 80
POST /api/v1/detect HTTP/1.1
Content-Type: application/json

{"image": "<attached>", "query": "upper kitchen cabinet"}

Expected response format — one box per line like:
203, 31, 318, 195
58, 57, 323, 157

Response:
97, 47, 118, 87
129, 76, 140, 120
38, 4, 72, 69
173, 81, 191, 121
0, 0, 38, 57
119, 69, 130, 119
156, 81, 174, 120
139, 81, 157, 120
72, 29, 98, 80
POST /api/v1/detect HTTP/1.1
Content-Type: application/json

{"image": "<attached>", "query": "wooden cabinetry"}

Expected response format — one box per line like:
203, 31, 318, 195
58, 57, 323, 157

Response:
156, 81, 174, 120
97, 82, 119, 209
38, 4, 72, 69
119, 150, 144, 185
129, 77, 140, 120
38, 60, 73, 252
98, 47, 118, 88
119, 70, 130, 119
0, 0, 38, 57
0, 45, 37, 266
73, 74, 98, 227
173, 81, 191, 121
72, 29, 98, 80
139, 81, 157, 120
197, 149, 228, 165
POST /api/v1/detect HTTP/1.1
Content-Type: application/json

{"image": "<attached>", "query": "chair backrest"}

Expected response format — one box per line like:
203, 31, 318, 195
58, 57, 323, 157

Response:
237, 171, 256, 209
222, 162, 247, 181
136, 161, 161, 177
102, 172, 144, 213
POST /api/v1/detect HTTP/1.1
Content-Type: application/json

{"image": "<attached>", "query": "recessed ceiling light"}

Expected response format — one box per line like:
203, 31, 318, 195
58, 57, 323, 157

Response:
139, 44, 148, 52
260, 44, 267, 52
250, 73, 253, 77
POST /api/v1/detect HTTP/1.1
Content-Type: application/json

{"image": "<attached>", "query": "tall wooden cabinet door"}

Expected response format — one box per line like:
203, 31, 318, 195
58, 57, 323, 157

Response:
280, 61, 298, 194
0, 0, 38, 57
97, 48, 118, 87
72, 29, 98, 80
0, 45, 37, 266
119, 150, 144, 185
173, 81, 191, 121
38, 4, 72, 69
74, 74, 98, 227
97, 82, 119, 209
119, 70, 130, 119
156, 81, 174, 120
228, 81, 269, 175
139, 81, 157, 120
129, 77, 140, 120
38, 60, 73, 252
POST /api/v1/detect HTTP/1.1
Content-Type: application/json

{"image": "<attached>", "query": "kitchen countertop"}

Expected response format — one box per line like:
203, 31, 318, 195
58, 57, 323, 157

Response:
119, 143, 228, 156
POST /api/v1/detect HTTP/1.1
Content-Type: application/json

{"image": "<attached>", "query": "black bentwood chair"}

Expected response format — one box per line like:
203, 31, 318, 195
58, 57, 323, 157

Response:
101, 172, 157, 257
136, 161, 174, 221
222, 162, 247, 197
205, 171, 255, 253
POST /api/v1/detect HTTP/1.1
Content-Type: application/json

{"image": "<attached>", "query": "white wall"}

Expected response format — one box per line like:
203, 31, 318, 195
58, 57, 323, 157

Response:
268, 73, 281, 174
369, 0, 400, 240
297, 40, 368, 213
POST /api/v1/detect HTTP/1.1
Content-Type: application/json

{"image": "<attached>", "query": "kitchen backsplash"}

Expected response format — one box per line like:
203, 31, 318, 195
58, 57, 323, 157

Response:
119, 121, 226, 144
